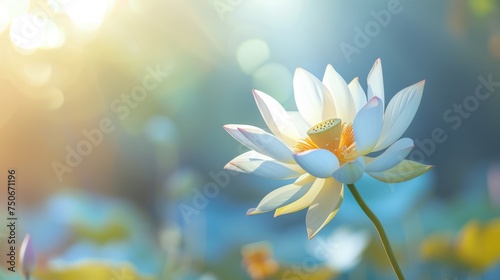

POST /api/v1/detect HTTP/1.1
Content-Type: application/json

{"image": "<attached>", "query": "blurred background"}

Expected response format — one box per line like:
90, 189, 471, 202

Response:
0, 0, 499, 279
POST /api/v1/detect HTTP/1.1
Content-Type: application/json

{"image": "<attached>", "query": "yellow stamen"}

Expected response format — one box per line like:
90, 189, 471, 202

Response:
337, 123, 356, 160
307, 118, 342, 150
295, 119, 356, 162
295, 137, 318, 152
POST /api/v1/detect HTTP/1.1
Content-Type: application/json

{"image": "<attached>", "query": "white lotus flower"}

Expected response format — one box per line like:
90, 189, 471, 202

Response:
224, 59, 432, 239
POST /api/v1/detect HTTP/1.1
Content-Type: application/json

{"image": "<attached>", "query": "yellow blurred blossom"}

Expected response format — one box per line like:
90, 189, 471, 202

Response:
468, 0, 496, 17
241, 242, 279, 280
421, 218, 500, 272
71, 221, 129, 245
33, 261, 154, 280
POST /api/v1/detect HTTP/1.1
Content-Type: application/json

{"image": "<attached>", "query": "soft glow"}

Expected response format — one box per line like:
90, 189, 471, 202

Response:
10, 14, 65, 51
164, 167, 201, 198
22, 61, 52, 86
144, 116, 177, 143
252, 63, 292, 103
242, 0, 306, 28
43, 20, 65, 48
199, 273, 219, 280
65, 0, 115, 31
9, 13, 47, 51
44, 87, 65, 110
236, 39, 270, 74
128, 0, 143, 13
309, 227, 369, 271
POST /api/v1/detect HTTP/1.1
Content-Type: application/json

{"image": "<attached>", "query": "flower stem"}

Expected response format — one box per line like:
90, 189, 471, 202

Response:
347, 183, 405, 280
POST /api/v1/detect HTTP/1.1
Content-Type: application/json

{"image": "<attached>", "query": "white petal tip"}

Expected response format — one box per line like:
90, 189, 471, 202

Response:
366, 96, 382, 106
20, 234, 36, 276
295, 67, 313, 76
223, 124, 236, 131
246, 208, 258, 215
307, 230, 317, 240
252, 89, 262, 97
224, 162, 245, 173
413, 80, 426, 89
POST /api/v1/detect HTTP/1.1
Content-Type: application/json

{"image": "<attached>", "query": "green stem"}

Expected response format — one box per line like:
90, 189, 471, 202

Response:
347, 183, 405, 280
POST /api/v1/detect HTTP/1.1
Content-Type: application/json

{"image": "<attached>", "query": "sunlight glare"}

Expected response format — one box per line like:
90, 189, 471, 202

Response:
9, 13, 47, 52
43, 20, 65, 48
65, 0, 115, 31
0, 0, 30, 33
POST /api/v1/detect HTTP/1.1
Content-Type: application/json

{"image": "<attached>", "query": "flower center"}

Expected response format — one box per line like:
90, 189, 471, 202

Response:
295, 118, 357, 162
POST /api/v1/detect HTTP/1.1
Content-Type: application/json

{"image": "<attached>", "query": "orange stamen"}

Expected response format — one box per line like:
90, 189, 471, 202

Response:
295, 121, 357, 162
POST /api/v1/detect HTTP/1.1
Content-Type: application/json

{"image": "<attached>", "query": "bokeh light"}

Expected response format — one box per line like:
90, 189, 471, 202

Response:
252, 63, 293, 103
236, 39, 271, 75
